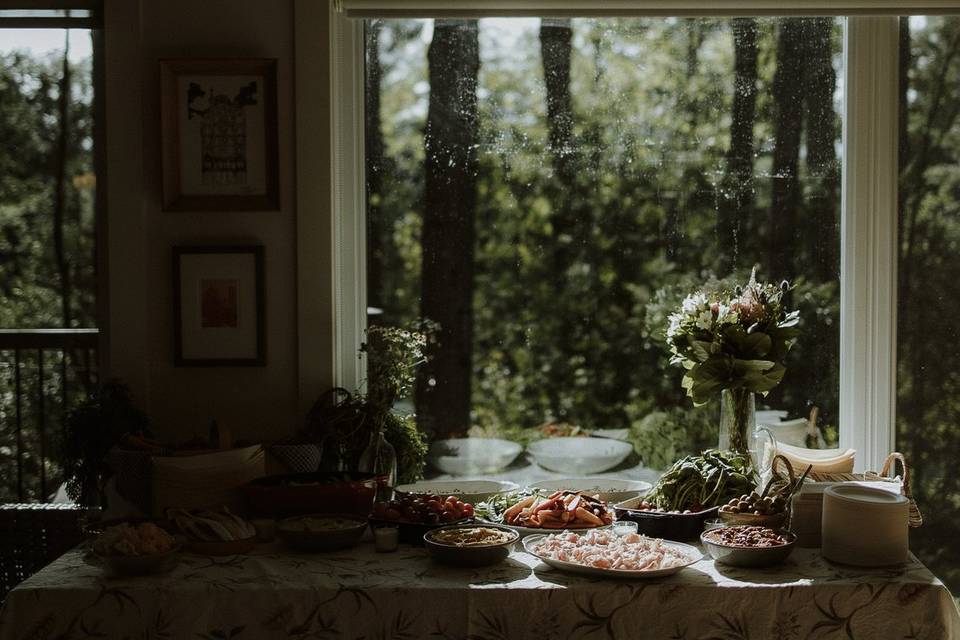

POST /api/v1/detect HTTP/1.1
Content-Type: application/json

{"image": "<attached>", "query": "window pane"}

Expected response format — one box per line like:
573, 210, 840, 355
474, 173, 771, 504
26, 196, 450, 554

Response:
0, 28, 98, 502
366, 18, 842, 480
897, 15, 960, 597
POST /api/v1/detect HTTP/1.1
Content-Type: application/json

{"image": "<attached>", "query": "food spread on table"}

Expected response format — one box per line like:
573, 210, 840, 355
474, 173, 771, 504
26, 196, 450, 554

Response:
703, 525, 790, 548
428, 526, 515, 546
719, 490, 786, 517
494, 490, 614, 529
530, 529, 695, 570
641, 450, 755, 512
92, 522, 177, 557
371, 494, 475, 525
169, 507, 257, 542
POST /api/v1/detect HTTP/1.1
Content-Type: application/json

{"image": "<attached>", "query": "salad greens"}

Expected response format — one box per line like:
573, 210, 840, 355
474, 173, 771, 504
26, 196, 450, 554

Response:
644, 450, 756, 512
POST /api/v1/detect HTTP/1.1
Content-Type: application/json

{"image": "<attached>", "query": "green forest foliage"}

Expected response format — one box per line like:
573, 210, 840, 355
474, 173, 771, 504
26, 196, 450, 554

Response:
367, 16, 960, 592
0, 35, 97, 503
368, 17, 840, 445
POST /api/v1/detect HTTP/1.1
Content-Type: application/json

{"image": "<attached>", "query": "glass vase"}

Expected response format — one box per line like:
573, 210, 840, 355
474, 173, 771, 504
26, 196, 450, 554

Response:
358, 428, 398, 500
719, 388, 755, 457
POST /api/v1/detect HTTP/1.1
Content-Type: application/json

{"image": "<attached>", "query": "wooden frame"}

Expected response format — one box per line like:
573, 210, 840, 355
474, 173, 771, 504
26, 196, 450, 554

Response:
160, 59, 279, 211
173, 245, 265, 367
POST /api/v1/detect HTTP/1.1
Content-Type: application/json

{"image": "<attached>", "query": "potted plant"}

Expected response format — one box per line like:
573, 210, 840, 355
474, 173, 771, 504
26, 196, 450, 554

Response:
305, 322, 433, 485
60, 380, 150, 508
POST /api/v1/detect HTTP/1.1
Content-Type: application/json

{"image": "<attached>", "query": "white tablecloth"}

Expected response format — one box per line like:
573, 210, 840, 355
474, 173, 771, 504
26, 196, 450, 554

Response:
2, 540, 957, 639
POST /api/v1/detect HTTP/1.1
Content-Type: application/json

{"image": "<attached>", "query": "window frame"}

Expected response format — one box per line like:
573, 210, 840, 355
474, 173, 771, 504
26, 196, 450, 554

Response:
297, 1, 902, 471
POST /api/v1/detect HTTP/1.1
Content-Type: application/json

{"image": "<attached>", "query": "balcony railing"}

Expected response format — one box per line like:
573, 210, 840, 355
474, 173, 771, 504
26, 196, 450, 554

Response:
0, 329, 99, 502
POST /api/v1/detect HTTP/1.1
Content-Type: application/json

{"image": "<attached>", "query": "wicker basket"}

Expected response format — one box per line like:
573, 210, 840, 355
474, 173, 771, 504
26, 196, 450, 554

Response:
0, 503, 85, 601
809, 452, 923, 528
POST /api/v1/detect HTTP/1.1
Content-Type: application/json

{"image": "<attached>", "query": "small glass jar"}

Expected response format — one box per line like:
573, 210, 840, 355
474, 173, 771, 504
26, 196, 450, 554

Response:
613, 521, 638, 536
374, 525, 399, 552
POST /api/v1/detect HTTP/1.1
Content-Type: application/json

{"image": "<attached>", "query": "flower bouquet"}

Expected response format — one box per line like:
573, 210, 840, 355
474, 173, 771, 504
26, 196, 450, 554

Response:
666, 270, 800, 455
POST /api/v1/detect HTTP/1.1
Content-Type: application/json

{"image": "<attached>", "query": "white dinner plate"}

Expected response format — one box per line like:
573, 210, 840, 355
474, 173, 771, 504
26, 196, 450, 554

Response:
522, 533, 702, 578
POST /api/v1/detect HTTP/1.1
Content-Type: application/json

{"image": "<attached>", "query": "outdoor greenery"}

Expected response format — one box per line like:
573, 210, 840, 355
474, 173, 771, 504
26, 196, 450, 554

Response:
366, 16, 960, 593
0, 30, 98, 504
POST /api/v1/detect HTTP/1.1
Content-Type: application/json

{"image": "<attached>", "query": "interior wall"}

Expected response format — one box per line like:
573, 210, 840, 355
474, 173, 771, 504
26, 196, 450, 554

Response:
104, 0, 302, 443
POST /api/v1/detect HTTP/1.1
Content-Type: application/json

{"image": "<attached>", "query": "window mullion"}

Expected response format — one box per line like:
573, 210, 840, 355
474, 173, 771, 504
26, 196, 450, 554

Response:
331, 7, 368, 394
840, 16, 899, 471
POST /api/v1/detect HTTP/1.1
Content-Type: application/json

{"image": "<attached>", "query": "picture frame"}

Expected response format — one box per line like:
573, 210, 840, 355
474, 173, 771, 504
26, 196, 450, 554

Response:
173, 245, 265, 366
160, 59, 279, 211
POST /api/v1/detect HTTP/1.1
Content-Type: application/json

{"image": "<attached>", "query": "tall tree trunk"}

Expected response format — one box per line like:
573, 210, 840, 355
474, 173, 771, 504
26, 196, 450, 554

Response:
54, 31, 72, 328
718, 17, 758, 275
365, 20, 386, 320
768, 18, 804, 280
541, 18, 578, 276
417, 20, 480, 437
803, 18, 839, 283
540, 18, 580, 420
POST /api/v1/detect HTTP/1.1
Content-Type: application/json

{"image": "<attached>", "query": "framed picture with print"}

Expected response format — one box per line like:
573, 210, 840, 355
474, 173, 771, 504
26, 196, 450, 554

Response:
173, 245, 265, 366
161, 59, 279, 211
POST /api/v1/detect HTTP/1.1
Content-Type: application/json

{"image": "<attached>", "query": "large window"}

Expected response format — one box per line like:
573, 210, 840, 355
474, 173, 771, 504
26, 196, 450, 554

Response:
0, 11, 101, 501
365, 17, 842, 464
897, 14, 960, 597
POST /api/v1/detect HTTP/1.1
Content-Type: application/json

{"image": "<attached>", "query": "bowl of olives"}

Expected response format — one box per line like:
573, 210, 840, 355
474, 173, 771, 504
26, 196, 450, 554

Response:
718, 491, 788, 529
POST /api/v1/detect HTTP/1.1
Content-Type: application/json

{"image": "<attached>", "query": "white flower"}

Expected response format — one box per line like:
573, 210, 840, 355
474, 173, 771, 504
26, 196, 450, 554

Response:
715, 303, 738, 325
681, 292, 708, 315
667, 313, 683, 338
696, 310, 713, 330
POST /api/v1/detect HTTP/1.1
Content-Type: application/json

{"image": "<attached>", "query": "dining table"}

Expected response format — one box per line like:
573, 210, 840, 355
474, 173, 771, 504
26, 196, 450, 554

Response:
1, 536, 957, 640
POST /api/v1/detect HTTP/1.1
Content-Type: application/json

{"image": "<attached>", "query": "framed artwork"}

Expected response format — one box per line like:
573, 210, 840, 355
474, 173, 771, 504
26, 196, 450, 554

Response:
160, 59, 279, 211
173, 245, 265, 366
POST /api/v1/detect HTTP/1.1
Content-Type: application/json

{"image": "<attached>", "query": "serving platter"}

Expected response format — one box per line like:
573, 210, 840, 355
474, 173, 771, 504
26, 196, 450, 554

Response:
491, 520, 612, 538
530, 477, 651, 504
521, 533, 702, 578
395, 480, 519, 504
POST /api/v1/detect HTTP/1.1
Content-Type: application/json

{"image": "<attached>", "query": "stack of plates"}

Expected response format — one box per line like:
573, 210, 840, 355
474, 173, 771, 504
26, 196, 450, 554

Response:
822, 484, 909, 566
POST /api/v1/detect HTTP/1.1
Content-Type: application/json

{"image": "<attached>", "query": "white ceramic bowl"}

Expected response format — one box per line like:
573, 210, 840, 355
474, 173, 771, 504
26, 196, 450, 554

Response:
395, 480, 519, 504
527, 438, 633, 475
530, 477, 652, 504
429, 438, 523, 476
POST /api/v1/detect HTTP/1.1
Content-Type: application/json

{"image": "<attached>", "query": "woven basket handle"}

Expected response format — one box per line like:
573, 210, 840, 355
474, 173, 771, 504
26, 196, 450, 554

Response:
879, 452, 910, 493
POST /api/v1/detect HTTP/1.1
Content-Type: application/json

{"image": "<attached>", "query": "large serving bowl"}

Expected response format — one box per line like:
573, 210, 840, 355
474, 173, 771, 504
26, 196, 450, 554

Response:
527, 438, 633, 475
396, 480, 519, 504
429, 438, 522, 476
700, 527, 797, 568
614, 496, 718, 541
242, 471, 380, 517
530, 477, 652, 504
277, 514, 368, 552
424, 524, 519, 567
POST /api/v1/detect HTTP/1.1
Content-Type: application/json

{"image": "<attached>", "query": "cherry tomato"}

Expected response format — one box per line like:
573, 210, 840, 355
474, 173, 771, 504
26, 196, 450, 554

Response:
440, 511, 456, 523
445, 496, 459, 505
427, 500, 444, 514
462, 503, 474, 518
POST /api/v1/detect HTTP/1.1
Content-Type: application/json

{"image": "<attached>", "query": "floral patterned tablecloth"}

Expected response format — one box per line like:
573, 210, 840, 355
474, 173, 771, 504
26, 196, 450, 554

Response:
1, 541, 957, 640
